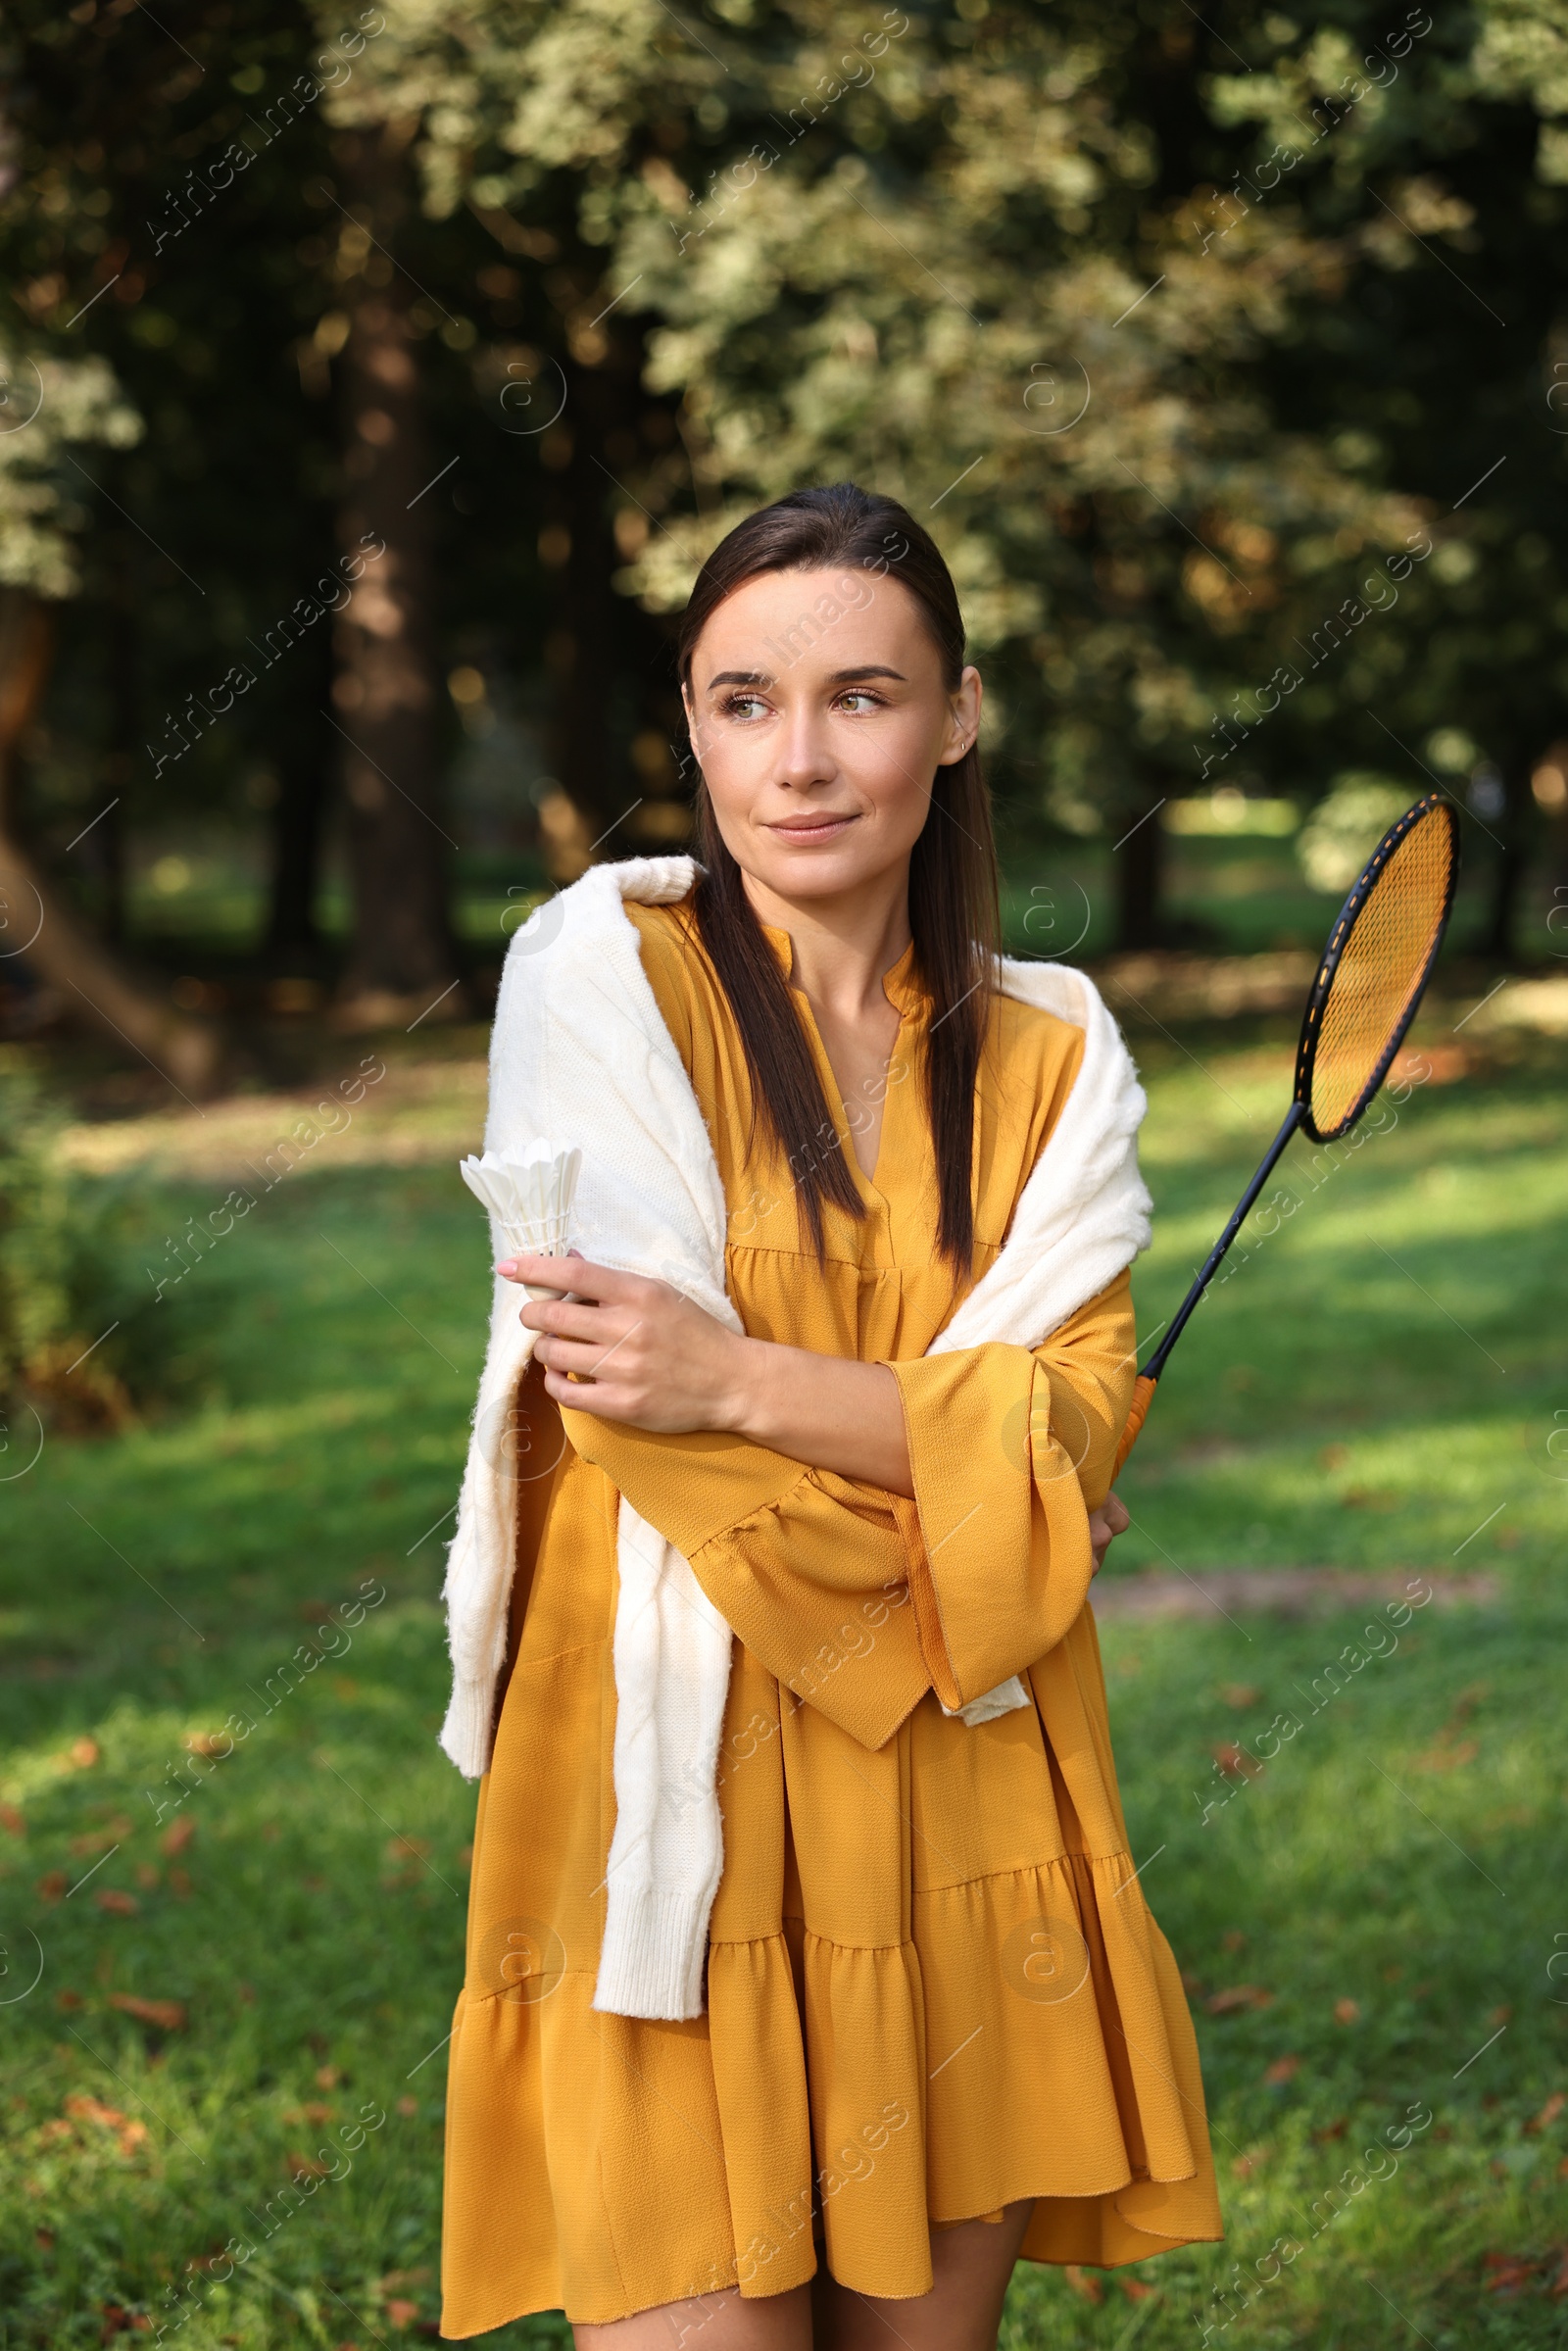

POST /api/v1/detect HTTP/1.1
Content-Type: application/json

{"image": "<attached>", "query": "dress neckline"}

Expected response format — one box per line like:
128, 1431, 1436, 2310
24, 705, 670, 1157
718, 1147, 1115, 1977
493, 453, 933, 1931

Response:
756, 920, 928, 1020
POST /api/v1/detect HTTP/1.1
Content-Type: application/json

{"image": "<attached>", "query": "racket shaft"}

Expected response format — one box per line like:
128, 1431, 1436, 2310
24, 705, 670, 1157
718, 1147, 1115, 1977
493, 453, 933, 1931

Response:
1143, 1101, 1304, 1385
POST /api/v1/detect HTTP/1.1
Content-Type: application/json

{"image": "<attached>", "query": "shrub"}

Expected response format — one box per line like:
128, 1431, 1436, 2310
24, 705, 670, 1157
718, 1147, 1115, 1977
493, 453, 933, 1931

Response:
0, 1068, 198, 1432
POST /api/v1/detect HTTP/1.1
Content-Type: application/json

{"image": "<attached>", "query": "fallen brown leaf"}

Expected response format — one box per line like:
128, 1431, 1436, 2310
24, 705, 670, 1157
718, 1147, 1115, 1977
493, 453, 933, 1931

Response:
94, 1890, 138, 1918
1, 1802, 25, 1837
397, 2094, 418, 2118
35, 1871, 68, 1904
1232, 2146, 1271, 2180
183, 1733, 227, 1758
1220, 1685, 1261, 1709
1526, 2093, 1566, 2135
1212, 1742, 1264, 1781
71, 1823, 130, 1856
68, 1739, 100, 1770
287, 2152, 330, 2180
1206, 1984, 1274, 2015
162, 1816, 196, 1857
1221, 1928, 1248, 1952
1264, 2054, 1300, 2085
384, 2301, 419, 2327
1062, 2266, 1102, 2304
316, 2065, 342, 2089
1335, 1998, 1360, 2026
1483, 2252, 1543, 2298
68, 2094, 127, 2130
384, 1836, 430, 1864
108, 1993, 187, 2032
1119, 2276, 1157, 2301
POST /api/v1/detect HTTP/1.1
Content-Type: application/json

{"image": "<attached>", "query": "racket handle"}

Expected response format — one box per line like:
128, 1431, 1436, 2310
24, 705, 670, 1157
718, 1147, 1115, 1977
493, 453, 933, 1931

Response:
1112, 1372, 1158, 1477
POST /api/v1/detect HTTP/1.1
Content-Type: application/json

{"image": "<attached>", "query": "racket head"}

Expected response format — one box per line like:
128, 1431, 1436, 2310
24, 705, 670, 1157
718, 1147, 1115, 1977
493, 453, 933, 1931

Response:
1294, 793, 1459, 1145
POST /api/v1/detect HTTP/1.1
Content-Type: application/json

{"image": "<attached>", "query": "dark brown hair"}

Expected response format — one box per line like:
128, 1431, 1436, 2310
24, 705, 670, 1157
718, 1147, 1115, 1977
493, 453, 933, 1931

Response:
676, 482, 1000, 1270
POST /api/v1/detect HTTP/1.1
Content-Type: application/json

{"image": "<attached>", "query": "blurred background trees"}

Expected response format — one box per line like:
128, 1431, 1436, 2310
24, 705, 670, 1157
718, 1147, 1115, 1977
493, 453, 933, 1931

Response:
2, 0, 1566, 1074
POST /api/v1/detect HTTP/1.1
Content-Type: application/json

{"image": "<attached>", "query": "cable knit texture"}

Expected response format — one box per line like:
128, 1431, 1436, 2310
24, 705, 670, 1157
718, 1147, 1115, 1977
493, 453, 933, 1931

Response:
440, 856, 1152, 2021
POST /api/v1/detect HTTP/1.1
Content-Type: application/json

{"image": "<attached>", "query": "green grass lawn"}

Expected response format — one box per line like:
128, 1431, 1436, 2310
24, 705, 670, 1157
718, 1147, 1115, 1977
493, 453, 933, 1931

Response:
1, 1007, 1565, 2348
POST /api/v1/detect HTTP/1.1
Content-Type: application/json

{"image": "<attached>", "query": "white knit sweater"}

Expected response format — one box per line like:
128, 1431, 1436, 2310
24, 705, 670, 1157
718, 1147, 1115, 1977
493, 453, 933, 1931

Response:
440, 857, 1152, 2021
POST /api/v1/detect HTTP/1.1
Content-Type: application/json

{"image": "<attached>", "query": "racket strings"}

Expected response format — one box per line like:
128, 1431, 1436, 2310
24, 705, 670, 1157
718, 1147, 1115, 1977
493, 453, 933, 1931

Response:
1307, 807, 1456, 1139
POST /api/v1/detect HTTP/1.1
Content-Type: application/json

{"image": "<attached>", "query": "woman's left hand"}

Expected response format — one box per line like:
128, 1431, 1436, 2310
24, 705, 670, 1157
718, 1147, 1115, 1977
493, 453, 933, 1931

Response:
501, 1251, 747, 1433
1088, 1491, 1130, 1577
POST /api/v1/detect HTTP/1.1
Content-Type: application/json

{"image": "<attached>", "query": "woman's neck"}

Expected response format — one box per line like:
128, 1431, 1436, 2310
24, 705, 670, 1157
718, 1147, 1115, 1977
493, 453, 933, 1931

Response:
740, 861, 912, 1025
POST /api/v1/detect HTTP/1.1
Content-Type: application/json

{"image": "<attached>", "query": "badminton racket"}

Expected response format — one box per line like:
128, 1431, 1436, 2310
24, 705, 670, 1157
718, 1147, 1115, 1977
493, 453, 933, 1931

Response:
1112, 790, 1460, 1476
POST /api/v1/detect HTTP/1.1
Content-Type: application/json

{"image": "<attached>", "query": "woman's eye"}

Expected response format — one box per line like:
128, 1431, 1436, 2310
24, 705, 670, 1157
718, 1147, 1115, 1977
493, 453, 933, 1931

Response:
721, 693, 769, 720
836, 690, 884, 712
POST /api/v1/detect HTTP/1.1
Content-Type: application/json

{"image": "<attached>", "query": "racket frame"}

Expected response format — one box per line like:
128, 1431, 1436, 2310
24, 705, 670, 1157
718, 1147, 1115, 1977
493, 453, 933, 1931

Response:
1293, 793, 1459, 1145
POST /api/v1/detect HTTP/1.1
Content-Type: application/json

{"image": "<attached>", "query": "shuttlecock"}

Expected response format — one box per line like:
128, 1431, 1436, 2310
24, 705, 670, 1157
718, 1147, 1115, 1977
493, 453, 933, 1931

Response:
460, 1143, 582, 1297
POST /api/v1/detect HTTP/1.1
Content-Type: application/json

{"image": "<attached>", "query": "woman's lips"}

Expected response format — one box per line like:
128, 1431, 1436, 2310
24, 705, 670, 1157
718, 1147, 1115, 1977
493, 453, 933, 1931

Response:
765, 813, 858, 842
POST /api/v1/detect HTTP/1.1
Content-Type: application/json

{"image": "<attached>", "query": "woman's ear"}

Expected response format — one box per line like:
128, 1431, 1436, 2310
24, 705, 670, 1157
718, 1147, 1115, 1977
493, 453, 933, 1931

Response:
681, 679, 705, 764
936, 664, 983, 766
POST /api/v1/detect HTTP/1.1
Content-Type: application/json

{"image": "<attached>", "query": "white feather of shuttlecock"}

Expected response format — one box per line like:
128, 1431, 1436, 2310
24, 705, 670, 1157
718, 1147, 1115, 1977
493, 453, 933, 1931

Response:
460, 1144, 582, 1296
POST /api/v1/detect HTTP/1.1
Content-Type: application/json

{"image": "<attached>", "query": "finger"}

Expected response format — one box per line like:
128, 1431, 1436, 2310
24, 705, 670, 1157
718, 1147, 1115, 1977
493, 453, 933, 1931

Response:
509, 1252, 633, 1302
534, 1334, 640, 1380
541, 1364, 629, 1418
518, 1297, 612, 1341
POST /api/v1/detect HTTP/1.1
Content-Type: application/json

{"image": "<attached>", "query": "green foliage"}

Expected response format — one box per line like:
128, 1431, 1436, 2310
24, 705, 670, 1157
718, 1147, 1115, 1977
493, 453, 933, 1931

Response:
0, 346, 141, 599
2, 0, 1563, 957
1295, 774, 1410, 892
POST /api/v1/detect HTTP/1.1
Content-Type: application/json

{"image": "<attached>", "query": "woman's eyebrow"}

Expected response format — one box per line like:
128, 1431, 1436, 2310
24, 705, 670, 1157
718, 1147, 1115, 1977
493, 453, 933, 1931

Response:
703, 662, 908, 690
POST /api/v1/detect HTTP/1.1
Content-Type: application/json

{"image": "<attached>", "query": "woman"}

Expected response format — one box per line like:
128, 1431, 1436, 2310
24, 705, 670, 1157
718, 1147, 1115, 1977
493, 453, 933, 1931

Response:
439, 484, 1221, 2348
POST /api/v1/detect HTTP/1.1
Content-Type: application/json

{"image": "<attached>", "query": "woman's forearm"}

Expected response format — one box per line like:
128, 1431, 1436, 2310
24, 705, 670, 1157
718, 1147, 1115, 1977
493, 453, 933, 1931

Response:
729, 1338, 914, 1497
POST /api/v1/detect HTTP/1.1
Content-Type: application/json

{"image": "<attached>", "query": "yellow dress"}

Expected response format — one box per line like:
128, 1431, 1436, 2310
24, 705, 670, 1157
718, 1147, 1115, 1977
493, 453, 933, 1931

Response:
440, 898, 1222, 2334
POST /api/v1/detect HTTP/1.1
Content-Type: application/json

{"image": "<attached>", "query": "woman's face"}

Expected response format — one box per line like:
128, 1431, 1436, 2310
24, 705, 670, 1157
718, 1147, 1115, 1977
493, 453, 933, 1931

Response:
682, 565, 981, 909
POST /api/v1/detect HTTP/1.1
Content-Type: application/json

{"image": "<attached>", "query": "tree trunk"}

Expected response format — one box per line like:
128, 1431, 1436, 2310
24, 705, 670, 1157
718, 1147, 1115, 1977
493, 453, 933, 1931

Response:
1114, 778, 1170, 950
267, 629, 333, 961
538, 358, 630, 877
0, 588, 223, 1097
529, 291, 687, 878
100, 528, 137, 943
1480, 763, 1530, 961
330, 120, 464, 1023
